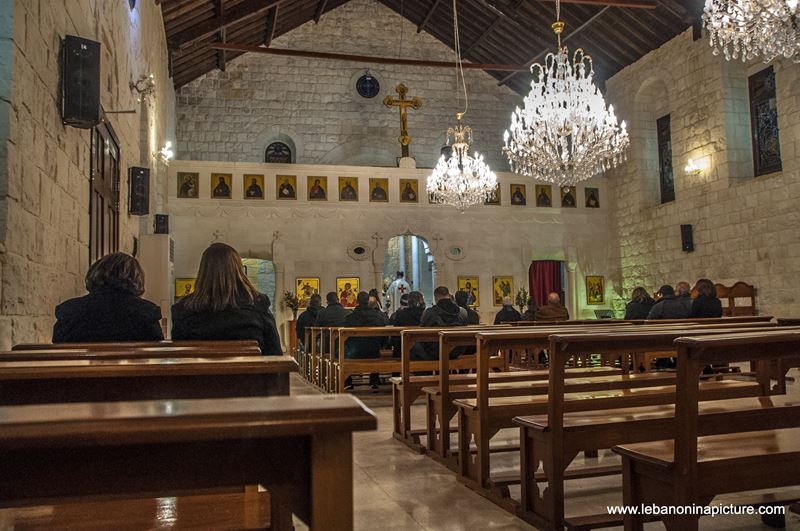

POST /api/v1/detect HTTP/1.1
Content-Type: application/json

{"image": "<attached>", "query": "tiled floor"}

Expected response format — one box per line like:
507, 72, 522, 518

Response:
292, 370, 800, 530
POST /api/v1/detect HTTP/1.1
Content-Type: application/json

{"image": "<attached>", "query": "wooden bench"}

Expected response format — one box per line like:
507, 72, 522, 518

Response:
514, 325, 789, 530
456, 324, 773, 497
11, 340, 261, 351
334, 326, 408, 393
614, 330, 800, 531
0, 394, 377, 531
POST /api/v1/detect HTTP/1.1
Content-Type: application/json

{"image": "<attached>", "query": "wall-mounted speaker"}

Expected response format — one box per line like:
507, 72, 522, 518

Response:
61, 36, 101, 129
154, 214, 169, 235
680, 224, 694, 252
128, 167, 150, 215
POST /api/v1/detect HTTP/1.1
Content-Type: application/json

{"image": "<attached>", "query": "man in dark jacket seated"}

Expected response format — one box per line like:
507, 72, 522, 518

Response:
418, 286, 469, 360
534, 292, 570, 321
314, 291, 352, 354
296, 293, 322, 350
343, 291, 389, 389
455, 290, 480, 324
647, 285, 691, 319
494, 296, 522, 324
389, 291, 425, 357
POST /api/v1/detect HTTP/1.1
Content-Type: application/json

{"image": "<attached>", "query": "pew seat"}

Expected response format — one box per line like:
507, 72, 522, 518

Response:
0, 491, 271, 530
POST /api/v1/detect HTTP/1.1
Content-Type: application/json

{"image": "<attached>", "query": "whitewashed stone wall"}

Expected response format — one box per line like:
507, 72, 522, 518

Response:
605, 30, 800, 318
167, 160, 616, 335
0, 0, 176, 348
175, 0, 520, 170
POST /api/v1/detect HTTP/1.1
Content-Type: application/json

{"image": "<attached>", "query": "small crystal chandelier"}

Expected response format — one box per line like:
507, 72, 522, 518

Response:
703, 0, 799, 63
427, 0, 497, 212
502, 0, 629, 187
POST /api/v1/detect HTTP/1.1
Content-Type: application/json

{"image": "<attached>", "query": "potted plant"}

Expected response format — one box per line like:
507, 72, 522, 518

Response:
282, 291, 300, 320
515, 287, 529, 314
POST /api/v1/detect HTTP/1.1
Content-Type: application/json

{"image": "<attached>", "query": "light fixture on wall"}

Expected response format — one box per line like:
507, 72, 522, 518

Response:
684, 158, 703, 176
502, 0, 629, 187
703, 0, 799, 63
426, 0, 497, 213
158, 141, 174, 163
130, 74, 156, 103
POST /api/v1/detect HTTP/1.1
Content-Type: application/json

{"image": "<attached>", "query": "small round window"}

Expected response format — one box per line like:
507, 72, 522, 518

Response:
356, 73, 380, 99
353, 246, 366, 255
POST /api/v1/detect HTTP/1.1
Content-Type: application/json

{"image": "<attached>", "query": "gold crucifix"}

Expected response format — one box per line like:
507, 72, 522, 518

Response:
383, 83, 422, 158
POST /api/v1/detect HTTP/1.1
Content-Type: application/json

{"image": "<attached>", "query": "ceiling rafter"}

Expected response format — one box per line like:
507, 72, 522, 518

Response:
168, 0, 284, 50
314, 0, 330, 23
265, 5, 279, 46
418, 0, 443, 33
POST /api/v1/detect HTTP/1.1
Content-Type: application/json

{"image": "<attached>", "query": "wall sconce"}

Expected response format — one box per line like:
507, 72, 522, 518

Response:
684, 158, 703, 176
158, 141, 174, 163
130, 74, 156, 103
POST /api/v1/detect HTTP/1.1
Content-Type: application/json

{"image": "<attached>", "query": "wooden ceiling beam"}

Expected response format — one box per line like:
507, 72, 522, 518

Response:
265, 5, 279, 45
463, 18, 503, 57
498, 5, 611, 86
314, 0, 329, 23
215, 0, 226, 72
169, 0, 283, 49
417, 0, 443, 33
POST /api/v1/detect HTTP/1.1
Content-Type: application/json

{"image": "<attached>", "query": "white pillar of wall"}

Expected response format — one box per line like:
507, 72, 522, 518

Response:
411, 235, 420, 289
566, 261, 578, 319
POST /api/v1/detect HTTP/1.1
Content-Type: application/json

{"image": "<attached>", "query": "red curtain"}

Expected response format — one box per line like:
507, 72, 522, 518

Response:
529, 260, 562, 307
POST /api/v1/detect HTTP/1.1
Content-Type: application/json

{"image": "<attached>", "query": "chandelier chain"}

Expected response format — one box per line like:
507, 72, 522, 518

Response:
452, 0, 468, 116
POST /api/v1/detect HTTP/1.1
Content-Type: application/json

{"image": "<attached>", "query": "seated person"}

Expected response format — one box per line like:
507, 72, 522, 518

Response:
691, 278, 723, 318
343, 291, 389, 389
646, 284, 690, 320
520, 298, 538, 321
53, 252, 164, 343
296, 293, 322, 350
534, 292, 570, 321
455, 290, 480, 324
171, 243, 282, 354
494, 296, 521, 324
675, 281, 694, 315
389, 291, 426, 357
314, 291, 352, 356
368, 288, 389, 320
418, 286, 468, 360
624, 286, 655, 319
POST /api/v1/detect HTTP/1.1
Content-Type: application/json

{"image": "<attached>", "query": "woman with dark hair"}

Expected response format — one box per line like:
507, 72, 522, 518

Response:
171, 243, 282, 354
53, 252, 164, 342
625, 286, 656, 319
691, 278, 723, 318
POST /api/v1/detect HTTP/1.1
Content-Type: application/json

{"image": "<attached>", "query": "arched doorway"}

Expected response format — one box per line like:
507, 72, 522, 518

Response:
383, 234, 435, 308
242, 258, 276, 304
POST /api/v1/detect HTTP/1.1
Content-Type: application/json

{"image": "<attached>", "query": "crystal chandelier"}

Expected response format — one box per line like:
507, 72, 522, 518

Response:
502, 0, 629, 187
703, 0, 799, 63
426, 0, 497, 212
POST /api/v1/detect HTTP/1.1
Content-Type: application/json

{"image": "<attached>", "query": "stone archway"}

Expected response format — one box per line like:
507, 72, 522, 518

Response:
382, 234, 436, 308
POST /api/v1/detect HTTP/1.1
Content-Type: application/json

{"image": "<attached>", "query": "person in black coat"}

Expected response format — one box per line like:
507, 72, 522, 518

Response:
455, 290, 481, 324
494, 297, 522, 324
624, 287, 656, 320
296, 293, 322, 350
342, 291, 389, 360
691, 278, 723, 318
171, 243, 282, 354
389, 291, 426, 357
53, 252, 164, 343
520, 298, 538, 321
646, 285, 691, 320
418, 286, 469, 360
315, 292, 352, 327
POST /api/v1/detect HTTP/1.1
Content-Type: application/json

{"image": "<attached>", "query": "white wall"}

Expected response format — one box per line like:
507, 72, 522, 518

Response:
168, 160, 616, 338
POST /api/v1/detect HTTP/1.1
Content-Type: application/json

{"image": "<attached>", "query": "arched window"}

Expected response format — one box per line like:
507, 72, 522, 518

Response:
265, 142, 292, 163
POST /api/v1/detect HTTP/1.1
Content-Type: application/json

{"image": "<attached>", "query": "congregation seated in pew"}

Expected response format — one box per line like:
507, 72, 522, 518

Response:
314, 291, 351, 328
533, 292, 570, 320
624, 286, 656, 319
296, 293, 322, 350
455, 290, 481, 324
389, 291, 426, 356
418, 286, 469, 360
691, 277, 724, 318
343, 291, 390, 389
647, 284, 691, 319
171, 243, 282, 354
520, 297, 538, 321
494, 296, 521, 324
53, 252, 164, 343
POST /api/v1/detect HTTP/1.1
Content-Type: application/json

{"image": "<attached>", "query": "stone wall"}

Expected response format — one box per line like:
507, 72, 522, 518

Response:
167, 160, 616, 337
605, 30, 800, 318
175, 0, 520, 170
0, 0, 176, 348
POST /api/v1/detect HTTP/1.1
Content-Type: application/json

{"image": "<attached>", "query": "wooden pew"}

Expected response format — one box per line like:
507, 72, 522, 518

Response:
0, 394, 377, 531
1, 345, 264, 361
515, 325, 789, 530
457, 324, 774, 497
0, 356, 298, 404
614, 330, 800, 531
335, 326, 408, 393
11, 340, 261, 351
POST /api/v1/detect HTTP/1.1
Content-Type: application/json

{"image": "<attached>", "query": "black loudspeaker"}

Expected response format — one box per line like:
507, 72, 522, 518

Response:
154, 214, 169, 235
61, 35, 101, 129
128, 167, 150, 215
681, 224, 694, 252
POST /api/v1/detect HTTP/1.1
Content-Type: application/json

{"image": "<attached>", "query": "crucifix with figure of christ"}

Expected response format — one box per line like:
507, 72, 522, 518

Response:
383, 83, 422, 158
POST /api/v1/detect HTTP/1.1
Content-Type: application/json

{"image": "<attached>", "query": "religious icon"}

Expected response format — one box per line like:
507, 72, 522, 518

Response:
243, 174, 264, 200
399, 179, 418, 203
586, 275, 605, 305
369, 178, 389, 202
484, 184, 501, 205
296, 277, 320, 309
338, 177, 359, 202
211, 173, 232, 199
561, 186, 577, 208
457, 276, 480, 307
510, 184, 527, 206
492, 276, 514, 306
336, 277, 360, 308
585, 187, 600, 208
535, 185, 552, 207
177, 172, 199, 199
174, 278, 196, 300
276, 175, 297, 200
308, 176, 328, 201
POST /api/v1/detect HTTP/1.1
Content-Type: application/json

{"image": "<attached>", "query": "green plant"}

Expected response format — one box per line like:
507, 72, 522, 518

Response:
282, 291, 299, 312
515, 287, 529, 313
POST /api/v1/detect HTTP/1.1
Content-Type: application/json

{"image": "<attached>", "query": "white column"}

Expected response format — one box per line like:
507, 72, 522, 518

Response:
411, 235, 420, 290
